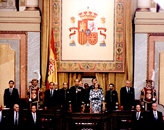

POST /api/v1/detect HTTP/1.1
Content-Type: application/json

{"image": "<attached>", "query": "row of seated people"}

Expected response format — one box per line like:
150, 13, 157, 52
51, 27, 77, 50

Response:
0, 103, 163, 130
3, 78, 156, 113
0, 104, 46, 129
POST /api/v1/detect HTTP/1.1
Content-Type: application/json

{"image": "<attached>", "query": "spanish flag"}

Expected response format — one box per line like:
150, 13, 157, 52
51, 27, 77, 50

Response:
46, 29, 57, 89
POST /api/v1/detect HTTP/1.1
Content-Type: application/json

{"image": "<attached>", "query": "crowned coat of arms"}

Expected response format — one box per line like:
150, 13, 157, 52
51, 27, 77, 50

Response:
69, 7, 107, 46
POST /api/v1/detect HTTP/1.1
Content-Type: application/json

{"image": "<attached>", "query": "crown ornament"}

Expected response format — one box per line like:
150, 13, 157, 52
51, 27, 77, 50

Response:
78, 7, 98, 20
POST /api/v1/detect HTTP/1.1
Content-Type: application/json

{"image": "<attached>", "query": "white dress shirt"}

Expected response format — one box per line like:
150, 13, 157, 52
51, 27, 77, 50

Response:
126, 87, 130, 93
9, 88, 13, 95
32, 112, 36, 123
153, 110, 158, 119
50, 89, 54, 97
136, 111, 140, 120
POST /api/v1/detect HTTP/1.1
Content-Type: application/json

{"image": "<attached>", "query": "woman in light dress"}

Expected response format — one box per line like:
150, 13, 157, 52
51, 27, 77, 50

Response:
89, 82, 105, 113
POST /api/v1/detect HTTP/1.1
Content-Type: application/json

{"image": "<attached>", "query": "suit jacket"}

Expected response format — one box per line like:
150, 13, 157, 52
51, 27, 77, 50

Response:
53, 89, 60, 107
148, 110, 163, 130
131, 111, 145, 130
0, 110, 7, 129
8, 110, 24, 129
26, 112, 41, 130
70, 86, 85, 105
120, 86, 135, 110
59, 88, 71, 105
84, 88, 90, 104
44, 89, 57, 108
105, 90, 118, 110
4, 88, 19, 108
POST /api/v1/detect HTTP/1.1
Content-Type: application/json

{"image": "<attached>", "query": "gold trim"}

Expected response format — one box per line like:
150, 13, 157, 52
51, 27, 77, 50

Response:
25, 7, 39, 11
136, 8, 150, 12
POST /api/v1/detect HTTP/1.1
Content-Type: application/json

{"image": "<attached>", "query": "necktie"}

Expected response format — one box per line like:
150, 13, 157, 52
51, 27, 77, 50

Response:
10, 89, 12, 95
15, 112, 18, 124
110, 91, 112, 102
154, 112, 157, 119
128, 88, 130, 93
136, 112, 139, 120
33, 113, 36, 123
64, 90, 66, 100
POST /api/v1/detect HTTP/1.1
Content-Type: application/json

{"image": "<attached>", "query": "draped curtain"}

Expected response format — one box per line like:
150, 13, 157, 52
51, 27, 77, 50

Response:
41, 0, 133, 105
41, 0, 52, 89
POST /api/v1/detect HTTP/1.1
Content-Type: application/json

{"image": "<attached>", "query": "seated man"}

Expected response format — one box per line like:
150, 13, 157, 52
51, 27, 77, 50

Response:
148, 103, 163, 130
140, 80, 156, 110
131, 104, 145, 130
26, 105, 41, 129
8, 104, 24, 129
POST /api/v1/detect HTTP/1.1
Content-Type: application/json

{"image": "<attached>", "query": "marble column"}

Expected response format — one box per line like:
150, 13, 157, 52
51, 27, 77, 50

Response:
25, 0, 39, 11
27, 32, 40, 87
137, 0, 151, 11
134, 34, 148, 99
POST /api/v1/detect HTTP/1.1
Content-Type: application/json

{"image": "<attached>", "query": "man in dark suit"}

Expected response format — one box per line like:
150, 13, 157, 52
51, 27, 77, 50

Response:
26, 105, 41, 130
105, 83, 118, 112
84, 83, 90, 112
148, 103, 163, 130
53, 82, 60, 109
59, 82, 71, 112
44, 82, 56, 109
131, 104, 145, 130
8, 104, 24, 129
4, 80, 19, 108
120, 80, 135, 110
70, 79, 85, 112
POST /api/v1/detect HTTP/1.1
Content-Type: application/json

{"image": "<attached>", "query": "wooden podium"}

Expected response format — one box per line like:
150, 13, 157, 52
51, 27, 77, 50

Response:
66, 113, 108, 130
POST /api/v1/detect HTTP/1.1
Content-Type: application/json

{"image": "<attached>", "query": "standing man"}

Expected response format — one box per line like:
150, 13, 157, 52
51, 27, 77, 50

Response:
131, 104, 145, 130
59, 82, 71, 130
59, 82, 71, 112
44, 82, 55, 109
105, 83, 118, 112
70, 79, 85, 112
120, 80, 135, 110
84, 83, 90, 112
53, 83, 60, 109
4, 80, 19, 108
26, 105, 41, 129
8, 104, 24, 129
148, 103, 163, 130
